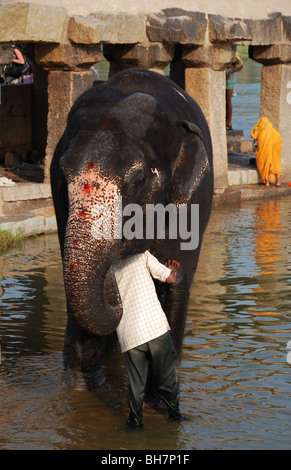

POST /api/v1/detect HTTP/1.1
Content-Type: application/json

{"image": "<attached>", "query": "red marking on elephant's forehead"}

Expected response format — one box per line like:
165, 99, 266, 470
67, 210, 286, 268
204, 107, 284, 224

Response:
101, 118, 110, 129
182, 156, 188, 165
68, 168, 121, 205
73, 238, 79, 244
87, 162, 94, 169
80, 211, 86, 218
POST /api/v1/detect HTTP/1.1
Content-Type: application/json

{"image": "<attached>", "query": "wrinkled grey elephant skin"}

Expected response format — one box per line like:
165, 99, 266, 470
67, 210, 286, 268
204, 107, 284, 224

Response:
51, 68, 213, 396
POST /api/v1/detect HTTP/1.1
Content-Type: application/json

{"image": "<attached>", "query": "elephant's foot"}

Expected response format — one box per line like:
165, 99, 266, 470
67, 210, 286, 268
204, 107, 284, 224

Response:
62, 368, 105, 390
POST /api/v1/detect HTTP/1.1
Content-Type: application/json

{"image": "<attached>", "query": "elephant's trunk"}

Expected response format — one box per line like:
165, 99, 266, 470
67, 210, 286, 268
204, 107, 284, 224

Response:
62, 167, 123, 336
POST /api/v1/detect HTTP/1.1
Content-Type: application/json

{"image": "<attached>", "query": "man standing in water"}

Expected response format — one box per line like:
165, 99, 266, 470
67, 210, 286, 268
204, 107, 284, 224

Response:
112, 250, 186, 429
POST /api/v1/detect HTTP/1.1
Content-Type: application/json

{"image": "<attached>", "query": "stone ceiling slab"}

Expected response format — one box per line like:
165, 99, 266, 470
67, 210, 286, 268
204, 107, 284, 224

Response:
68, 13, 146, 44
208, 15, 252, 43
146, 9, 207, 44
0, 2, 68, 43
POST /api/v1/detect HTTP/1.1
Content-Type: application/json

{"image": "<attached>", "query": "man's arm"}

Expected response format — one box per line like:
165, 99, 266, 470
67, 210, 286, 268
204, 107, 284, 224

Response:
165, 259, 180, 284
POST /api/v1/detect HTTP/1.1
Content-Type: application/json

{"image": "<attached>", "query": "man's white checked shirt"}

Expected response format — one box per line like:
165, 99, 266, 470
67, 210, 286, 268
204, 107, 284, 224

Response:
112, 250, 171, 353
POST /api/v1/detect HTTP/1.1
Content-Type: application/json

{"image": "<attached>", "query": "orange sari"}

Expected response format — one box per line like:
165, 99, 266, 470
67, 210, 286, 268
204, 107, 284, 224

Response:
250, 117, 282, 184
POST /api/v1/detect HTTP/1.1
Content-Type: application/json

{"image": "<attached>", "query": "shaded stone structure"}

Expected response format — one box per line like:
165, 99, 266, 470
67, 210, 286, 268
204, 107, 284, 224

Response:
1, 1, 291, 189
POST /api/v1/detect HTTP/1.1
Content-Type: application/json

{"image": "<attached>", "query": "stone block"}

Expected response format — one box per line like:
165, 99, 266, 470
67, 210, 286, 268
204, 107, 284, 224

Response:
228, 166, 260, 186
244, 13, 283, 45
35, 43, 101, 71
146, 9, 207, 44
45, 215, 57, 233
209, 12, 283, 46
68, 13, 146, 44
250, 44, 291, 65
182, 43, 236, 71
103, 43, 174, 74
227, 142, 242, 153
0, 214, 45, 237
208, 14, 252, 43
226, 129, 244, 142
283, 16, 291, 41
0, 2, 68, 43
1, 183, 51, 202
240, 140, 254, 153
0, 43, 13, 66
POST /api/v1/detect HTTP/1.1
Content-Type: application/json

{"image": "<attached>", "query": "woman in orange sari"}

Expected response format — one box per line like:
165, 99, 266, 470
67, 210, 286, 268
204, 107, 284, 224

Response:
250, 117, 282, 187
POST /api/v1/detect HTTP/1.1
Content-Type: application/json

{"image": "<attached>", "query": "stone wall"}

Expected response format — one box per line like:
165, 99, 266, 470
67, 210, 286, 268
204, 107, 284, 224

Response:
0, 1, 291, 188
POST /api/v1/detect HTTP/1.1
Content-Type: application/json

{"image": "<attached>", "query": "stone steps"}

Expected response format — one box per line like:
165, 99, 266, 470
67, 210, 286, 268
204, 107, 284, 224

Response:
228, 163, 260, 186
226, 129, 255, 153
0, 182, 57, 237
0, 207, 57, 238
226, 129, 259, 186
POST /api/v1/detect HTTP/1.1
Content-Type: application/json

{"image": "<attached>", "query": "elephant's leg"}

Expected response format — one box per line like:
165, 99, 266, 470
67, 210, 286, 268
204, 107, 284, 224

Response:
63, 315, 106, 389
162, 284, 190, 366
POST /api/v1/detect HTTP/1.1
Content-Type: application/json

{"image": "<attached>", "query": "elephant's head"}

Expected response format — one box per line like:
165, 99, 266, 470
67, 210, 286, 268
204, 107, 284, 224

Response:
56, 85, 212, 338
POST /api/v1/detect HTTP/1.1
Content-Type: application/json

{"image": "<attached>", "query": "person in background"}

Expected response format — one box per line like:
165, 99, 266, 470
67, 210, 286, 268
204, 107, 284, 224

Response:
226, 54, 243, 131
12, 43, 26, 68
3, 43, 32, 84
250, 116, 282, 187
112, 250, 187, 429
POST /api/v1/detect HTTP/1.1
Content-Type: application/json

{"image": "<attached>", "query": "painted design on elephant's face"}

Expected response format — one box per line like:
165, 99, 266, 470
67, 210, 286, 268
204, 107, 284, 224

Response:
65, 166, 122, 244
101, 118, 110, 129
83, 183, 91, 192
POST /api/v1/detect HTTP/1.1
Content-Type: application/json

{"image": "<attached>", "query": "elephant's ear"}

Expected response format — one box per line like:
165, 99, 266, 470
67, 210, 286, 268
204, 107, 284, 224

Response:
168, 120, 212, 205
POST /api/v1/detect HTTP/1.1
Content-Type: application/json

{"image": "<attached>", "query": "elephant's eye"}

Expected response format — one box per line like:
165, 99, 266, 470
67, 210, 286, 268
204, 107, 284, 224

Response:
124, 166, 146, 196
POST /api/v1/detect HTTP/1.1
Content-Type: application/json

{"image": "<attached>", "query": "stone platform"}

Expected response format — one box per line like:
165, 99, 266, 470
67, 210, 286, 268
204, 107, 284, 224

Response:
0, 164, 56, 238
213, 182, 291, 206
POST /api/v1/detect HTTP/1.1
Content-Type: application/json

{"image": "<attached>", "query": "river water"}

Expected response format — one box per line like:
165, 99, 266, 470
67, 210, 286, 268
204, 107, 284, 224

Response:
0, 195, 291, 450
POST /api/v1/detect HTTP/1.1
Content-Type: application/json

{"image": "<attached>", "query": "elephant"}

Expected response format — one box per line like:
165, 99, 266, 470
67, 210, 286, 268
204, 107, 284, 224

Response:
50, 68, 213, 399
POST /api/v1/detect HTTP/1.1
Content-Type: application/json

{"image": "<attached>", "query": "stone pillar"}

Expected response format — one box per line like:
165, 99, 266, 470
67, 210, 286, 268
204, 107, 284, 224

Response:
103, 42, 175, 77
178, 44, 236, 189
34, 42, 101, 182
44, 70, 93, 182
250, 44, 291, 182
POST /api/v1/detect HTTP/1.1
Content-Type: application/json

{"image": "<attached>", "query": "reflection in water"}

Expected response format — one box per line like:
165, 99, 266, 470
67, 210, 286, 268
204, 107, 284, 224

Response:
252, 201, 282, 275
0, 198, 291, 450
250, 201, 282, 316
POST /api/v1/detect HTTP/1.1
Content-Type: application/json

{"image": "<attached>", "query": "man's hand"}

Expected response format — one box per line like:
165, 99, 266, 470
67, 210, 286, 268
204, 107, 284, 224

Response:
165, 259, 180, 284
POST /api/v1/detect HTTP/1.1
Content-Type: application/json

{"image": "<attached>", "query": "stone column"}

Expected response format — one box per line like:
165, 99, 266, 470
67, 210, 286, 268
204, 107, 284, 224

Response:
178, 44, 236, 189
103, 42, 175, 77
34, 42, 101, 182
250, 44, 291, 182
